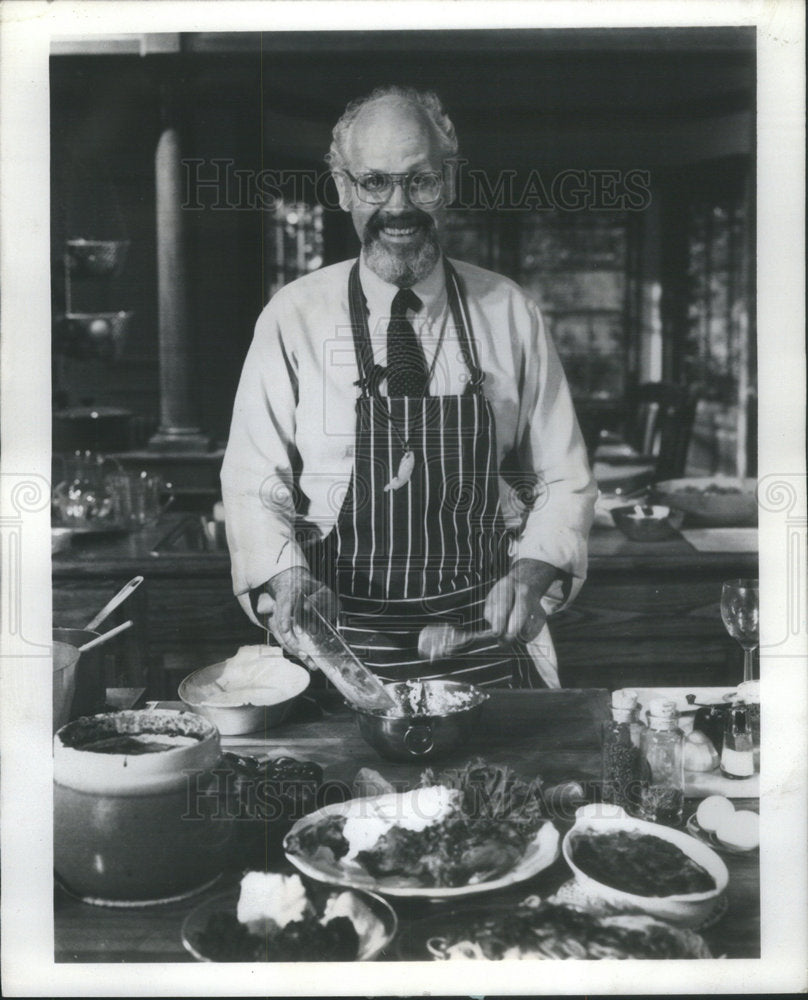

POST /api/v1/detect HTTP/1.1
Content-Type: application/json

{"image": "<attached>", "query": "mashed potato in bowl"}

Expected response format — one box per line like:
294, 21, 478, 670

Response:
179, 645, 310, 735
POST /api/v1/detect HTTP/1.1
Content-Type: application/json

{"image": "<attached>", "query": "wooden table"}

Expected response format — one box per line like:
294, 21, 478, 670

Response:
53, 690, 760, 962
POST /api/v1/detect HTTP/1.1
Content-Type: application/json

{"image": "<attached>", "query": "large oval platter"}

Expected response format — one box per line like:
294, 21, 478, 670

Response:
283, 796, 560, 900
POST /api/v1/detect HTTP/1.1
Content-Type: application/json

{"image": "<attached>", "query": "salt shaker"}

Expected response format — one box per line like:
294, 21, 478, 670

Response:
720, 700, 755, 779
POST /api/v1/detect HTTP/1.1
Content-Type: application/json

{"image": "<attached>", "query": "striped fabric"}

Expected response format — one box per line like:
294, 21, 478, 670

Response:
313, 260, 544, 688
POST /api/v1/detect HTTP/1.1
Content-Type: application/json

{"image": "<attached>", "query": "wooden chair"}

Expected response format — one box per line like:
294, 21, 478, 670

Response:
595, 382, 697, 487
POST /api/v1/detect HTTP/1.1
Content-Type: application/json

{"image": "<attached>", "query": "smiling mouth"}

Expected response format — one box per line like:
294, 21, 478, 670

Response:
382, 225, 419, 239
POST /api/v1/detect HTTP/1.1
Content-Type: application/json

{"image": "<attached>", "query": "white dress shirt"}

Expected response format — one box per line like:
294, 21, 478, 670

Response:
221, 254, 597, 624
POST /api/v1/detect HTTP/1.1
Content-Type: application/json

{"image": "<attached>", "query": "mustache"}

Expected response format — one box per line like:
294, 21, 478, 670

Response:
365, 209, 434, 237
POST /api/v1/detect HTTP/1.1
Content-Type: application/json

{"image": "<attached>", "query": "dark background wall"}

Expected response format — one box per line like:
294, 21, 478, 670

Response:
50, 28, 755, 446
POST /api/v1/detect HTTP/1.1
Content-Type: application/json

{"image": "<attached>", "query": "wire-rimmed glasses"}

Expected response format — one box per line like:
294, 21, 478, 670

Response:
342, 170, 444, 207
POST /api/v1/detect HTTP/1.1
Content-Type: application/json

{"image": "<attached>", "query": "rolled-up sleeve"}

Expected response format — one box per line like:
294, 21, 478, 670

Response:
511, 299, 597, 611
221, 296, 310, 618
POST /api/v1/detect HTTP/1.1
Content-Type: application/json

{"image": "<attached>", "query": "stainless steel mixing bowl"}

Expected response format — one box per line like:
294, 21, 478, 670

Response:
352, 679, 488, 762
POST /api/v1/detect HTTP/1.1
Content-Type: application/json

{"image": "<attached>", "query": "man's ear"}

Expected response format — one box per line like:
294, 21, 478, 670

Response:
333, 172, 353, 212
442, 158, 459, 206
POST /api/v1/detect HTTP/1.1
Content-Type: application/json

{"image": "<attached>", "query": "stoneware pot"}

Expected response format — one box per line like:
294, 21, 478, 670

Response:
54, 709, 234, 904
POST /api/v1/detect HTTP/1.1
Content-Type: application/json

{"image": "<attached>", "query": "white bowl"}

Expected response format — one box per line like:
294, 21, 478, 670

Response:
179, 652, 310, 736
562, 816, 728, 927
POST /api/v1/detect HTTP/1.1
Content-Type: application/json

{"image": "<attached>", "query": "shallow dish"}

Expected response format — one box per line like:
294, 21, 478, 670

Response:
562, 816, 728, 927
352, 679, 488, 761
181, 884, 397, 962
653, 477, 757, 527
284, 795, 560, 900
179, 649, 310, 736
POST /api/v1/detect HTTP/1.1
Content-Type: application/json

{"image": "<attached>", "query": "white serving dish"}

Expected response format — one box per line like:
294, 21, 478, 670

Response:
178, 650, 310, 736
284, 796, 560, 900
562, 816, 728, 927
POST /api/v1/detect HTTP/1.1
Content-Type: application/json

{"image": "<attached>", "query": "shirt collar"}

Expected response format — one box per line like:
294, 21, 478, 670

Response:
358, 252, 447, 321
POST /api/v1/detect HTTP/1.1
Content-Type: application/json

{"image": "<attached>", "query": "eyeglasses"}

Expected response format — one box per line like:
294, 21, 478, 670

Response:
343, 170, 444, 207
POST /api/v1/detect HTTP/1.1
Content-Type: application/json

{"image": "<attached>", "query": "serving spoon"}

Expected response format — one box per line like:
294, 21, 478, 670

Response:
78, 619, 134, 652
85, 576, 144, 631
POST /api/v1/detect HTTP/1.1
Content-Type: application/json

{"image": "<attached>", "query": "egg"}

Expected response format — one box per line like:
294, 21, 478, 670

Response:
716, 809, 760, 851
342, 786, 461, 860
696, 795, 735, 833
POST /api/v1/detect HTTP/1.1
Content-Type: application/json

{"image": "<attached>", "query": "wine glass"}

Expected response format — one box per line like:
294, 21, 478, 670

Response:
720, 579, 759, 683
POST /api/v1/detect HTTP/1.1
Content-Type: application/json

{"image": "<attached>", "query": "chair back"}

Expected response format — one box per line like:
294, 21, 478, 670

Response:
625, 382, 697, 480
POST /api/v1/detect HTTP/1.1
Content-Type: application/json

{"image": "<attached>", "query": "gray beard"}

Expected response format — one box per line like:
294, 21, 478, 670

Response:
362, 227, 442, 287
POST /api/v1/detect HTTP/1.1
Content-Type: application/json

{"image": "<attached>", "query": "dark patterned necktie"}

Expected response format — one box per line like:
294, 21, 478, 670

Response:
386, 288, 428, 396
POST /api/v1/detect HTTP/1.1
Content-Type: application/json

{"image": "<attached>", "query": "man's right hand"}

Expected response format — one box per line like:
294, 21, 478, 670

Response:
256, 567, 339, 659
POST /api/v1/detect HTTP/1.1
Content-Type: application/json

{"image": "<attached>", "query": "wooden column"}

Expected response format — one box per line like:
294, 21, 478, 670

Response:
149, 125, 210, 452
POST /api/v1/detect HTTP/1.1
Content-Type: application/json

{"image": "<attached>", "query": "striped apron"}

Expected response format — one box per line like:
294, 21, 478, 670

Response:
312, 260, 541, 688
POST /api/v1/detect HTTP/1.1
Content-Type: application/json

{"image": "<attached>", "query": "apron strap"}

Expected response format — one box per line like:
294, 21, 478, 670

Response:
444, 259, 486, 393
348, 261, 383, 399
349, 257, 486, 399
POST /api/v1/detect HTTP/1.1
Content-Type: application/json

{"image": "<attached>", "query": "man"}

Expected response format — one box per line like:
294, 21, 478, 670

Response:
221, 86, 596, 687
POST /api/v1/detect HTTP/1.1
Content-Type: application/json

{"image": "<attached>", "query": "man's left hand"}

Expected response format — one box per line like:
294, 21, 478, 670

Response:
484, 558, 557, 643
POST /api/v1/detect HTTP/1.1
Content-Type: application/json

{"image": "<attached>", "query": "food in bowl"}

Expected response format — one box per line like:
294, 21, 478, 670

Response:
352, 678, 488, 761
569, 829, 715, 896
179, 645, 310, 735
183, 645, 307, 707
425, 900, 713, 960
187, 872, 391, 961
379, 678, 484, 716
562, 817, 728, 926
54, 710, 234, 902
610, 504, 682, 541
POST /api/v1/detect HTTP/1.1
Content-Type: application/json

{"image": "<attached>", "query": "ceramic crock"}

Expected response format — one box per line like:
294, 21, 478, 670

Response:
54, 709, 234, 904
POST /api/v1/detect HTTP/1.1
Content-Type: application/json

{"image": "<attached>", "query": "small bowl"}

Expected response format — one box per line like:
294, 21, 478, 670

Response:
562, 816, 728, 927
611, 504, 683, 541
179, 652, 310, 736
352, 679, 488, 762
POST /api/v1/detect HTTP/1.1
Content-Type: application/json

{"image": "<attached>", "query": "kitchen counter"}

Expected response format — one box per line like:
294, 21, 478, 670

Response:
53, 514, 758, 695
52, 513, 758, 577
53, 689, 760, 963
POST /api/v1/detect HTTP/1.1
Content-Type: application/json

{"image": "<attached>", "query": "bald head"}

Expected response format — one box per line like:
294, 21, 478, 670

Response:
346, 97, 437, 171
327, 86, 458, 174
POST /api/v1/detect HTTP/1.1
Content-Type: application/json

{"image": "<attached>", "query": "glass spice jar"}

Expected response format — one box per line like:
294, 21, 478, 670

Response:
638, 698, 685, 826
602, 689, 646, 813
